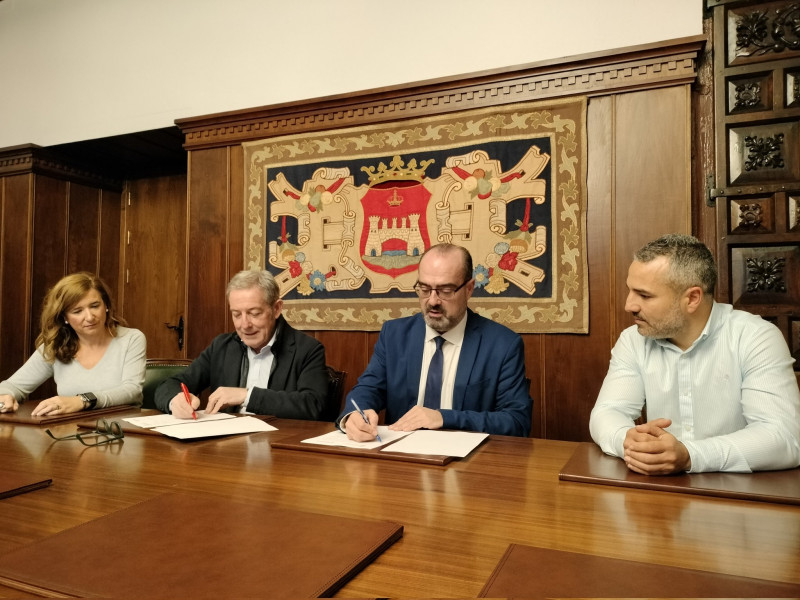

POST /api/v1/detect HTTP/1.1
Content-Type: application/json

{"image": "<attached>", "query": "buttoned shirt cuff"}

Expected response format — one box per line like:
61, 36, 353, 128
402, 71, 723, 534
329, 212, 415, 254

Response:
612, 426, 628, 459
240, 387, 254, 414
338, 410, 356, 432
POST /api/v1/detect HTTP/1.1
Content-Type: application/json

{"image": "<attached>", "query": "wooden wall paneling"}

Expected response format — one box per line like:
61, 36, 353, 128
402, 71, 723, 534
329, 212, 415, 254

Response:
523, 334, 545, 438
120, 175, 187, 358
66, 182, 100, 274
28, 175, 68, 399
30, 175, 69, 353
540, 96, 617, 442
98, 188, 122, 305
186, 148, 233, 357
314, 330, 372, 413
613, 86, 693, 342
0, 147, 124, 399
173, 38, 703, 440
228, 145, 245, 276
0, 175, 33, 380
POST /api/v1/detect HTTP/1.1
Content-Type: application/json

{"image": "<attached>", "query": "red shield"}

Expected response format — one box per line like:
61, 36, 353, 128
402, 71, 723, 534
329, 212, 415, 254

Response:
360, 182, 432, 277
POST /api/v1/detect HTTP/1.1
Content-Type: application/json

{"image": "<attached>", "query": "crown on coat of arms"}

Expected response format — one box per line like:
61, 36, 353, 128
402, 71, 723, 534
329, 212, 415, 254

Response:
361, 155, 434, 187
387, 190, 404, 206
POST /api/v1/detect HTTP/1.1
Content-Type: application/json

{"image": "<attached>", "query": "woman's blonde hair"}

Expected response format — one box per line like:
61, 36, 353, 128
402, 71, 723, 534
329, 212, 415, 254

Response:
36, 272, 123, 363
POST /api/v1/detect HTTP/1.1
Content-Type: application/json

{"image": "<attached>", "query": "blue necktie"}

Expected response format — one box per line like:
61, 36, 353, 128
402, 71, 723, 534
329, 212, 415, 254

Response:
424, 336, 445, 410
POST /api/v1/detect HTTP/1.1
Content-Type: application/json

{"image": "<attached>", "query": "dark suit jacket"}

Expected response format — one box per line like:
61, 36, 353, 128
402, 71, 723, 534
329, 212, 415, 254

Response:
154, 316, 328, 420
339, 310, 532, 436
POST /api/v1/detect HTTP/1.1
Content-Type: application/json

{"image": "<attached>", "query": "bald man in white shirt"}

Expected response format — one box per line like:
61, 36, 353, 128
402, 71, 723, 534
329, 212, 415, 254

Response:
590, 234, 800, 474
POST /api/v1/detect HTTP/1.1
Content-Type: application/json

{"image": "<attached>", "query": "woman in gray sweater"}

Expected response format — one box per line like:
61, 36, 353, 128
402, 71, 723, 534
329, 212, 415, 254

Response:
0, 272, 145, 416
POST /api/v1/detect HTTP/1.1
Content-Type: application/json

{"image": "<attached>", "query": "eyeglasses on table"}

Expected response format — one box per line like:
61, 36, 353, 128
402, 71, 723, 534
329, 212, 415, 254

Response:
45, 419, 124, 446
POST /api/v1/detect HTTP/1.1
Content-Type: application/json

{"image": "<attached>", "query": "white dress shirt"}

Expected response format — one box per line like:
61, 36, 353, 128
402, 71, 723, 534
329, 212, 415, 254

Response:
589, 302, 800, 473
416, 313, 467, 410
241, 331, 277, 413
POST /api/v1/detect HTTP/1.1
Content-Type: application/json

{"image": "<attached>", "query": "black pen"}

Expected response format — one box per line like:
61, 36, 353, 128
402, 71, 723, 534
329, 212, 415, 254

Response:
350, 398, 382, 442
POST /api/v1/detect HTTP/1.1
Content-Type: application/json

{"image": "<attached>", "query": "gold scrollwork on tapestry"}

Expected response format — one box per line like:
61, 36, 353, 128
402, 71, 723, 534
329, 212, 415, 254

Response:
244, 98, 588, 333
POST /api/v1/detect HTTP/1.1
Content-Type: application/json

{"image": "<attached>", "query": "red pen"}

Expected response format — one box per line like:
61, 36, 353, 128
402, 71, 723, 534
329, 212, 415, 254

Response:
180, 383, 196, 420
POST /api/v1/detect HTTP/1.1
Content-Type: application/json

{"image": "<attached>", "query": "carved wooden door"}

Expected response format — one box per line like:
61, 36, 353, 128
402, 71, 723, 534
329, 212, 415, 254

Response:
708, 0, 800, 372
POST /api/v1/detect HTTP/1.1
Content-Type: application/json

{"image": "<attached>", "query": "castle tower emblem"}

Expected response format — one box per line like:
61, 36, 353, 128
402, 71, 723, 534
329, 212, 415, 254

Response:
359, 156, 434, 278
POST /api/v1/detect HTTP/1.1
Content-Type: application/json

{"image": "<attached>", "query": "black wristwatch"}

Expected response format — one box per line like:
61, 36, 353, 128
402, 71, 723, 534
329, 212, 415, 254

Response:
80, 393, 97, 411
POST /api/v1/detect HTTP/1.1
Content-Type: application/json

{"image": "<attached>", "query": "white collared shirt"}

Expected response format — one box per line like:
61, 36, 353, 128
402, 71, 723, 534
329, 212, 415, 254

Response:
241, 330, 277, 413
589, 302, 800, 472
416, 313, 468, 410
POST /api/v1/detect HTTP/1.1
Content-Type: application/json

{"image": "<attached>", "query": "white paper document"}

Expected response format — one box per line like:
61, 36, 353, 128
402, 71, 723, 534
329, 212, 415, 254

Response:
301, 426, 412, 450
151, 416, 277, 440
123, 412, 235, 429
381, 430, 489, 457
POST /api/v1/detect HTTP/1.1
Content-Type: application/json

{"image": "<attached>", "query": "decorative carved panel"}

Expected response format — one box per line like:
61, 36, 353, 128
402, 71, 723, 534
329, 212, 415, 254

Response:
787, 68, 800, 106
727, 72, 772, 113
728, 119, 799, 184
790, 194, 800, 229
726, 1, 800, 67
728, 196, 774, 232
730, 245, 797, 305
710, 0, 800, 370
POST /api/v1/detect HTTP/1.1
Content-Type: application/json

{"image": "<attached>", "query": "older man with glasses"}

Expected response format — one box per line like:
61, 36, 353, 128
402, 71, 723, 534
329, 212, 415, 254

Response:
338, 243, 532, 440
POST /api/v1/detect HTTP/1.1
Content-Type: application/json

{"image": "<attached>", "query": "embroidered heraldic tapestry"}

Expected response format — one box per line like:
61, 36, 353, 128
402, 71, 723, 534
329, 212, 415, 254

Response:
243, 97, 588, 333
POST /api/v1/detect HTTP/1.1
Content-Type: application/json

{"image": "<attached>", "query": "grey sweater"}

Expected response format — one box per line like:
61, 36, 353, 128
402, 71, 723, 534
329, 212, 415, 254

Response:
0, 326, 146, 408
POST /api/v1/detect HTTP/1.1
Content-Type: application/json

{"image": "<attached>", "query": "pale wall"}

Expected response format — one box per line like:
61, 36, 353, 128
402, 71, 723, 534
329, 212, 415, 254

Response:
0, 0, 703, 148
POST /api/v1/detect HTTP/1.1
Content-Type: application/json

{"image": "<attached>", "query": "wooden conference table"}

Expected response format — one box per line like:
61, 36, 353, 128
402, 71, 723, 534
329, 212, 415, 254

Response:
1, 416, 799, 598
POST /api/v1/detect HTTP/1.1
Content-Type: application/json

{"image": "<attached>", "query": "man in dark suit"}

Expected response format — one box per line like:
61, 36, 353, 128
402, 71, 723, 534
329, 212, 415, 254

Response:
154, 270, 328, 420
339, 243, 532, 439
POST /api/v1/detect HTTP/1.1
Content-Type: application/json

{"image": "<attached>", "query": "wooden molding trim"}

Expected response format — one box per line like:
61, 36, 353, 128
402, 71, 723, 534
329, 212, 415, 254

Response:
0, 145, 122, 190
177, 36, 705, 150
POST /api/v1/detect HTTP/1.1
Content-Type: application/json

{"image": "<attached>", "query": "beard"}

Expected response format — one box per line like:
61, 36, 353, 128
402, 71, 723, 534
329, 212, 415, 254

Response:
632, 302, 686, 340
422, 303, 464, 333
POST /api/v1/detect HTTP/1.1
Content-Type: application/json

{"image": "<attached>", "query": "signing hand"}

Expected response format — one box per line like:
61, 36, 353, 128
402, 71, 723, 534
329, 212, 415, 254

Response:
169, 392, 201, 419
206, 387, 247, 415
623, 417, 691, 475
344, 408, 379, 442
31, 395, 83, 417
389, 405, 443, 432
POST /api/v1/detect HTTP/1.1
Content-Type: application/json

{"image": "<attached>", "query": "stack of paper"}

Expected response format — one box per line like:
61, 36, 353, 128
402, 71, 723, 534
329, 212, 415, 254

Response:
123, 412, 277, 439
384, 430, 488, 458
301, 426, 412, 450
301, 428, 488, 458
